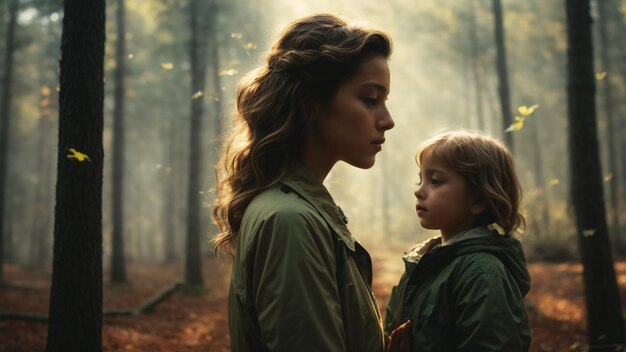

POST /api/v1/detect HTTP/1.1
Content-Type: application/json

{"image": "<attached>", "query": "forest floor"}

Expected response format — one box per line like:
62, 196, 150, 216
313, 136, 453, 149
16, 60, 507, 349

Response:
1, 250, 624, 352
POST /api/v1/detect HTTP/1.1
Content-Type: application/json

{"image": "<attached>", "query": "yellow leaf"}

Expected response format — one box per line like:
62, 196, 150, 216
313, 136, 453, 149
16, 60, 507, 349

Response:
518, 104, 539, 116
67, 148, 91, 162
596, 71, 607, 80
548, 178, 560, 186
582, 229, 596, 237
218, 68, 238, 76
243, 42, 257, 50
191, 90, 204, 100
505, 116, 525, 133
161, 62, 174, 70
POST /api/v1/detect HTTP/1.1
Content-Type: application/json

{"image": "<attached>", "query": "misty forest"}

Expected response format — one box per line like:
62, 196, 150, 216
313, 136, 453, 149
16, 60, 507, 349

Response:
1, 0, 626, 351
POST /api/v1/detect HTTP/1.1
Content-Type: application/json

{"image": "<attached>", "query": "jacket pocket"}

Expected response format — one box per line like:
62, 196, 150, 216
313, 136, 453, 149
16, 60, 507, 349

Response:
412, 304, 445, 351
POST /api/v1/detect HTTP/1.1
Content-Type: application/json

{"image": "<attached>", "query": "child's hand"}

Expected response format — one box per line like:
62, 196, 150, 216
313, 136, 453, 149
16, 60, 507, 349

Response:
387, 320, 412, 352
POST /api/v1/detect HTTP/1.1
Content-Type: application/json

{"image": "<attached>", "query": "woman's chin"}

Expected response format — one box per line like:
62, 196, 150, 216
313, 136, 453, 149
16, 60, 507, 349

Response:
344, 156, 376, 169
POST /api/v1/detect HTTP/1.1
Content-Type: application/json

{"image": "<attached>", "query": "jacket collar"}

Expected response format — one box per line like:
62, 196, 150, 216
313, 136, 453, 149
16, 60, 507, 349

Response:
279, 161, 356, 251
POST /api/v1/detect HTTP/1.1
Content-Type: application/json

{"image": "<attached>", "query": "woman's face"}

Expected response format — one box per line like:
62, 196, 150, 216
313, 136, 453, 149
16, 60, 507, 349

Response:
306, 55, 394, 174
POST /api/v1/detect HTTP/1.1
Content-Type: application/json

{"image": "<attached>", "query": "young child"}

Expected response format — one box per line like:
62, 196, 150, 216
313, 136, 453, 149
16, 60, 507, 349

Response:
385, 130, 531, 351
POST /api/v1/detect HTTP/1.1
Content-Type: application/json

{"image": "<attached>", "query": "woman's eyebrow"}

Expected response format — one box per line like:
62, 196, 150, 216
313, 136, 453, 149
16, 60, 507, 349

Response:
361, 82, 388, 95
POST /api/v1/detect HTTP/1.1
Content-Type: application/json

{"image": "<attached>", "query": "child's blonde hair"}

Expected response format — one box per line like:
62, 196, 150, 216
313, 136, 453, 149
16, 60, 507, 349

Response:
416, 130, 525, 235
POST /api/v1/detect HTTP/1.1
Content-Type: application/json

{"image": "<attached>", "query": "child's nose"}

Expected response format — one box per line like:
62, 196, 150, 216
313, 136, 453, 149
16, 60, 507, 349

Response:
414, 187, 422, 199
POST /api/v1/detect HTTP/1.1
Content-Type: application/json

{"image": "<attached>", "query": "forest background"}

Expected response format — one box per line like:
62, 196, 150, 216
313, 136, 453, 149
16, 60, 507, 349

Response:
0, 0, 625, 351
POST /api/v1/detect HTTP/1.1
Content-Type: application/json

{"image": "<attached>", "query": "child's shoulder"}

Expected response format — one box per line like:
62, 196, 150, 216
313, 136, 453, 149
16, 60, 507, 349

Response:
452, 250, 509, 277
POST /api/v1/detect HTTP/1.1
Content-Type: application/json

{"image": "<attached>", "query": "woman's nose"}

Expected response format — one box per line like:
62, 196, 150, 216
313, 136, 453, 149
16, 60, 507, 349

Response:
377, 108, 394, 131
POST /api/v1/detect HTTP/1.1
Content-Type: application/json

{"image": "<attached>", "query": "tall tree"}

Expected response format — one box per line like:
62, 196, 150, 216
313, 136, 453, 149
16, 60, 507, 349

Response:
565, 0, 625, 349
31, 85, 55, 267
111, 0, 127, 284
185, 0, 214, 287
0, 0, 18, 284
596, 0, 621, 250
45, 0, 105, 350
491, 0, 514, 151
468, 1, 485, 131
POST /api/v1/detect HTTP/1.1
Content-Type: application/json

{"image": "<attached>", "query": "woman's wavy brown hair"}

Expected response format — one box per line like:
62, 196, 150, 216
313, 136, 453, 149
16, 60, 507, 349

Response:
212, 14, 392, 253
416, 130, 526, 235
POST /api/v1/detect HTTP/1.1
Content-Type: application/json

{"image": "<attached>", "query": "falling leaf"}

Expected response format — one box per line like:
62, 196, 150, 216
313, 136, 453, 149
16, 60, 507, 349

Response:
604, 173, 613, 182
548, 178, 560, 186
570, 342, 580, 350
582, 229, 596, 237
40, 86, 51, 96
243, 42, 257, 50
596, 71, 607, 80
67, 148, 91, 162
231, 33, 243, 39
128, 53, 135, 59
218, 68, 238, 76
156, 163, 162, 170
518, 104, 539, 117
161, 62, 174, 70
191, 91, 204, 100
505, 116, 525, 133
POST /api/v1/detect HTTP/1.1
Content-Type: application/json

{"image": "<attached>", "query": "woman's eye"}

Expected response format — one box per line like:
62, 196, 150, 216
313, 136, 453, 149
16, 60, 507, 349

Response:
362, 97, 377, 107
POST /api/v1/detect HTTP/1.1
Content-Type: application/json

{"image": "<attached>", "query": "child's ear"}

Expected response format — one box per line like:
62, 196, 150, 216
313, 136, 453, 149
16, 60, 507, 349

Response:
470, 199, 487, 215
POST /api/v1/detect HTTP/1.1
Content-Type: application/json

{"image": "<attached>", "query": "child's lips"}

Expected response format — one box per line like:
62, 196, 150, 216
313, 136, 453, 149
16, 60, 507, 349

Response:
416, 205, 426, 215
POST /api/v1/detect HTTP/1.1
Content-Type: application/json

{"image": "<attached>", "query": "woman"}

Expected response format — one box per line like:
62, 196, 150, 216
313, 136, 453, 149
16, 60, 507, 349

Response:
212, 13, 394, 352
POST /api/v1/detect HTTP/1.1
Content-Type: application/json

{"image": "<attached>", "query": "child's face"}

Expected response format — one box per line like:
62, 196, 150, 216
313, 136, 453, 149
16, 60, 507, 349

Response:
414, 150, 483, 240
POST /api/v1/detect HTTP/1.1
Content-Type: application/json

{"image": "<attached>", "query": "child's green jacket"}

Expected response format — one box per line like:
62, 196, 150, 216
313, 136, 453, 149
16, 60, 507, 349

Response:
384, 229, 531, 351
228, 162, 384, 352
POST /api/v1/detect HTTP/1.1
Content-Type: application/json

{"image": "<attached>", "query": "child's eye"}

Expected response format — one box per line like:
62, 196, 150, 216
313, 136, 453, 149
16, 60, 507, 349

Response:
431, 178, 443, 185
361, 97, 377, 107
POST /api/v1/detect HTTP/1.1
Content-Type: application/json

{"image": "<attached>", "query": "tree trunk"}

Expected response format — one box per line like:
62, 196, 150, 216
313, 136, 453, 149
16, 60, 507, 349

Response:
31, 86, 54, 267
597, 0, 621, 252
491, 0, 513, 151
111, 0, 127, 284
211, 32, 223, 140
45, 0, 105, 350
0, 0, 18, 284
469, 1, 485, 131
163, 117, 177, 263
529, 114, 550, 237
185, 0, 208, 288
565, 0, 625, 349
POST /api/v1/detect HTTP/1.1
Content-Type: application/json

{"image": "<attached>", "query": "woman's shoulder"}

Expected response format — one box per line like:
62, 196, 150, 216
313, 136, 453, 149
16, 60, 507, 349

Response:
243, 185, 326, 231
248, 185, 316, 215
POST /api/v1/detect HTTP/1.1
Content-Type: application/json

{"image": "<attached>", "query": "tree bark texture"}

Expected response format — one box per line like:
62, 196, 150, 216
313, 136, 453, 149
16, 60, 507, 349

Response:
0, 0, 19, 284
492, 0, 514, 151
45, 0, 105, 350
111, 0, 127, 284
185, 0, 208, 287
566, 0, 625, 348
